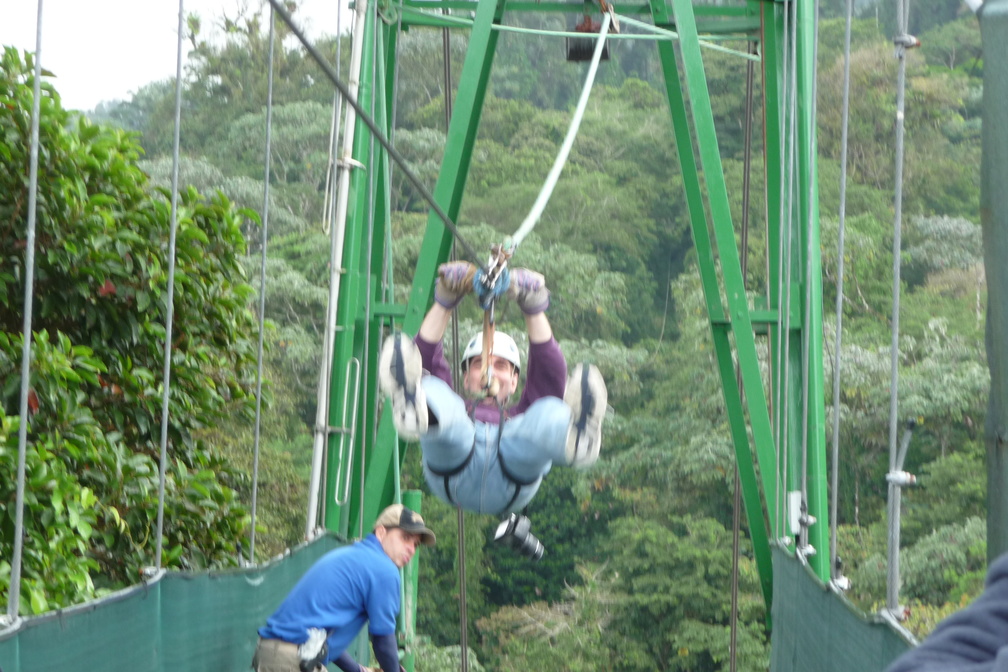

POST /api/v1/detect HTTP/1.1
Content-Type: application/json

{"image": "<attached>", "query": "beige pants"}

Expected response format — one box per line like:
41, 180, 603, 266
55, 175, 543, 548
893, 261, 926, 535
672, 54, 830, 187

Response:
252, 637, 323, 672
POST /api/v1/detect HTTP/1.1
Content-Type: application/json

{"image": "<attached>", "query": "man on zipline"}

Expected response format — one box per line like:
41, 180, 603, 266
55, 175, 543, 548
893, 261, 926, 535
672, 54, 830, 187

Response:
378, 261, 607, 530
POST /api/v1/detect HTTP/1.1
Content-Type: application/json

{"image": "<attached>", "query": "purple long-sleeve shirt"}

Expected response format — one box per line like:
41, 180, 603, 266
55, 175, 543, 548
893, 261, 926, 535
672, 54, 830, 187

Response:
415, 334, 567, 424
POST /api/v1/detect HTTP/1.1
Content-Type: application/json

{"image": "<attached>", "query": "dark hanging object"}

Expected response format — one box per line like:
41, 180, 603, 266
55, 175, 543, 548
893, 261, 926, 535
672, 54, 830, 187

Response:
566, 14, 610, 62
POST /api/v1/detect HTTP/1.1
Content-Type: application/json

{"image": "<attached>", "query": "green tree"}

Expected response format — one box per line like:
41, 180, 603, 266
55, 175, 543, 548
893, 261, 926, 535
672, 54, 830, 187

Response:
1, 47, 258, 607
603, 516, 768, 672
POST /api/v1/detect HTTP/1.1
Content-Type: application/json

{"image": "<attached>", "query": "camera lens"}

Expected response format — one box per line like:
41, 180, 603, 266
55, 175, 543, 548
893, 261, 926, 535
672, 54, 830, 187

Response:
494, 514, 545, 561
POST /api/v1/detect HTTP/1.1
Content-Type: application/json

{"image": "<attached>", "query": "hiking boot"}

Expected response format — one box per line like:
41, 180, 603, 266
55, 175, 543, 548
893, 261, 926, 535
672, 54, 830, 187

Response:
378, 332, 428, 440
563, 363, 607, 467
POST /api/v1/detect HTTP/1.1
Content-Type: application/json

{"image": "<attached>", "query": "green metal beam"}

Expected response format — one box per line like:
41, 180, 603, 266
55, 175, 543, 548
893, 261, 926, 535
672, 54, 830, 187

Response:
398, 0, 754, 18
401, 0, 506, 335
362, 19, 406, 529
398, 6, 760, 37
650, 0, 776, 612
325, 1, 380, 539
760, 0, 829, 582
792, 0, 829, 582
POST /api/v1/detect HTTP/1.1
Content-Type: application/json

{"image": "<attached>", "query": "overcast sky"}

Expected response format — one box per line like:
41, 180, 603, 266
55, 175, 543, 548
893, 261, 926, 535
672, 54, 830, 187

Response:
0, 0, 347, 111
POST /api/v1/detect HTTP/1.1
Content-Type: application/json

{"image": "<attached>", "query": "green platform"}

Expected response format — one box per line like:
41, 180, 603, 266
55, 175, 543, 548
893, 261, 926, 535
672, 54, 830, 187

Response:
0, 534, 344, 672
770, 547, 913, 672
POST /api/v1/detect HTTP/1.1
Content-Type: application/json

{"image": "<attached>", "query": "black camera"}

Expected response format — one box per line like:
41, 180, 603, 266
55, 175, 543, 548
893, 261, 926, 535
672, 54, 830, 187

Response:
494, 513, 545, 561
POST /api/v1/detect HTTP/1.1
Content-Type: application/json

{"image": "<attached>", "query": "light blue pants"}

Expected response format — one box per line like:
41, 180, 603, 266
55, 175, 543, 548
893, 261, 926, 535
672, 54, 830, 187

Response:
420, 376, 571, 515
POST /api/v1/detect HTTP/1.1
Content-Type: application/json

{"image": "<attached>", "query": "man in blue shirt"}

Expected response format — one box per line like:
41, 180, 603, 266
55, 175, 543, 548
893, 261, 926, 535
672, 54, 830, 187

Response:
253, 505, 436, 672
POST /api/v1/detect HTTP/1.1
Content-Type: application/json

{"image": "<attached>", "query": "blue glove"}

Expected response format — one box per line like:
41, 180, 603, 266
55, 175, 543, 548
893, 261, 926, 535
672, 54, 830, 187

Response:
506, 268, 550, 314
433, 262, 477, 309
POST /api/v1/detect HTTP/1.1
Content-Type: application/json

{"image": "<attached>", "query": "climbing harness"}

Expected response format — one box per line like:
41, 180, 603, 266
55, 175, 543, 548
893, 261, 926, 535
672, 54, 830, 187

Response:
425, 405, 537, 514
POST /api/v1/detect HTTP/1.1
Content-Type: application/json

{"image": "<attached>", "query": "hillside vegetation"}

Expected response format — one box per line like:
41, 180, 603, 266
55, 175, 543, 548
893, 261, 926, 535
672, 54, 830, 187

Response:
1, 4, 987, 669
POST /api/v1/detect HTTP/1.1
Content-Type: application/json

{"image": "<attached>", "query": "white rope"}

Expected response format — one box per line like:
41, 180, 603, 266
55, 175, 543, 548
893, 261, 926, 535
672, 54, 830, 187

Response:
508, 12, 611, 252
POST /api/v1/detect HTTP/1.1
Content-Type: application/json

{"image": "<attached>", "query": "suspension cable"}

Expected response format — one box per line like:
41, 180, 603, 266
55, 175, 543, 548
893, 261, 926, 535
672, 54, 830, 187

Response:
7, 0, 45, 625
456, 507, 469, 672
440, 16, 471, 672
772, 0, 788, 541
249, 5, 278, 564
886, 0, 912, 617
829, 0, 855, 582
774, 0, 799, 544
154, 0, 187, 570
729, 42, 757, 672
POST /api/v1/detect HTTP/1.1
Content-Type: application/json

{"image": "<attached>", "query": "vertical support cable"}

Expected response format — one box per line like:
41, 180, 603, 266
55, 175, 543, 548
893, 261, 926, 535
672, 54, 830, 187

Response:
155, 0, 187, 570
7, 0, 45, 624
441, 19, 469, 672
774, 0, 799, 543
729, 44, 756, 672
457, 507, 469, 672
249, 5, 278, 565
886, 0, 912, 616
830, 0, 855, 582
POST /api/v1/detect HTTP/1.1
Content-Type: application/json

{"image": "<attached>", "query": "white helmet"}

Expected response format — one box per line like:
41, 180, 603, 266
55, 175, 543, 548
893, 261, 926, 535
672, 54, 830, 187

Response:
462, 331, 521, 372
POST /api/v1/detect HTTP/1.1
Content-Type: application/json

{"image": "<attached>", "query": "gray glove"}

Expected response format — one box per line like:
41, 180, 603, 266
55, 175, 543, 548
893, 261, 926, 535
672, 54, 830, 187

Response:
434, 261, 477, 310
506, 268, 550, 314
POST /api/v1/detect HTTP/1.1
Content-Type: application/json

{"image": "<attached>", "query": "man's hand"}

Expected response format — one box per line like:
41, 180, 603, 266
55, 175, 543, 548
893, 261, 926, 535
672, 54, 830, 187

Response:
434, 262, 477, 310
506, 268, 550, 314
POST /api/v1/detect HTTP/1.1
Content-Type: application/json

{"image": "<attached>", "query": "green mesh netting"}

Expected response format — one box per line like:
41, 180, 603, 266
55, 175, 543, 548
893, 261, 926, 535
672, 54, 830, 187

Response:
0, 534, 343, 672
770, 546, 913, 672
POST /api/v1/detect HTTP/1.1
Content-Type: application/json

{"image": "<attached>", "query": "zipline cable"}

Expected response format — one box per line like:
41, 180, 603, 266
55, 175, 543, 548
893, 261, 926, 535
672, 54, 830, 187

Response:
7, 0, 45, 625
507, 12, 611, 252
249, 6, 278, 564
154, 0, 187, 570
829, 0, 855, 583
265, 0, 485, 267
